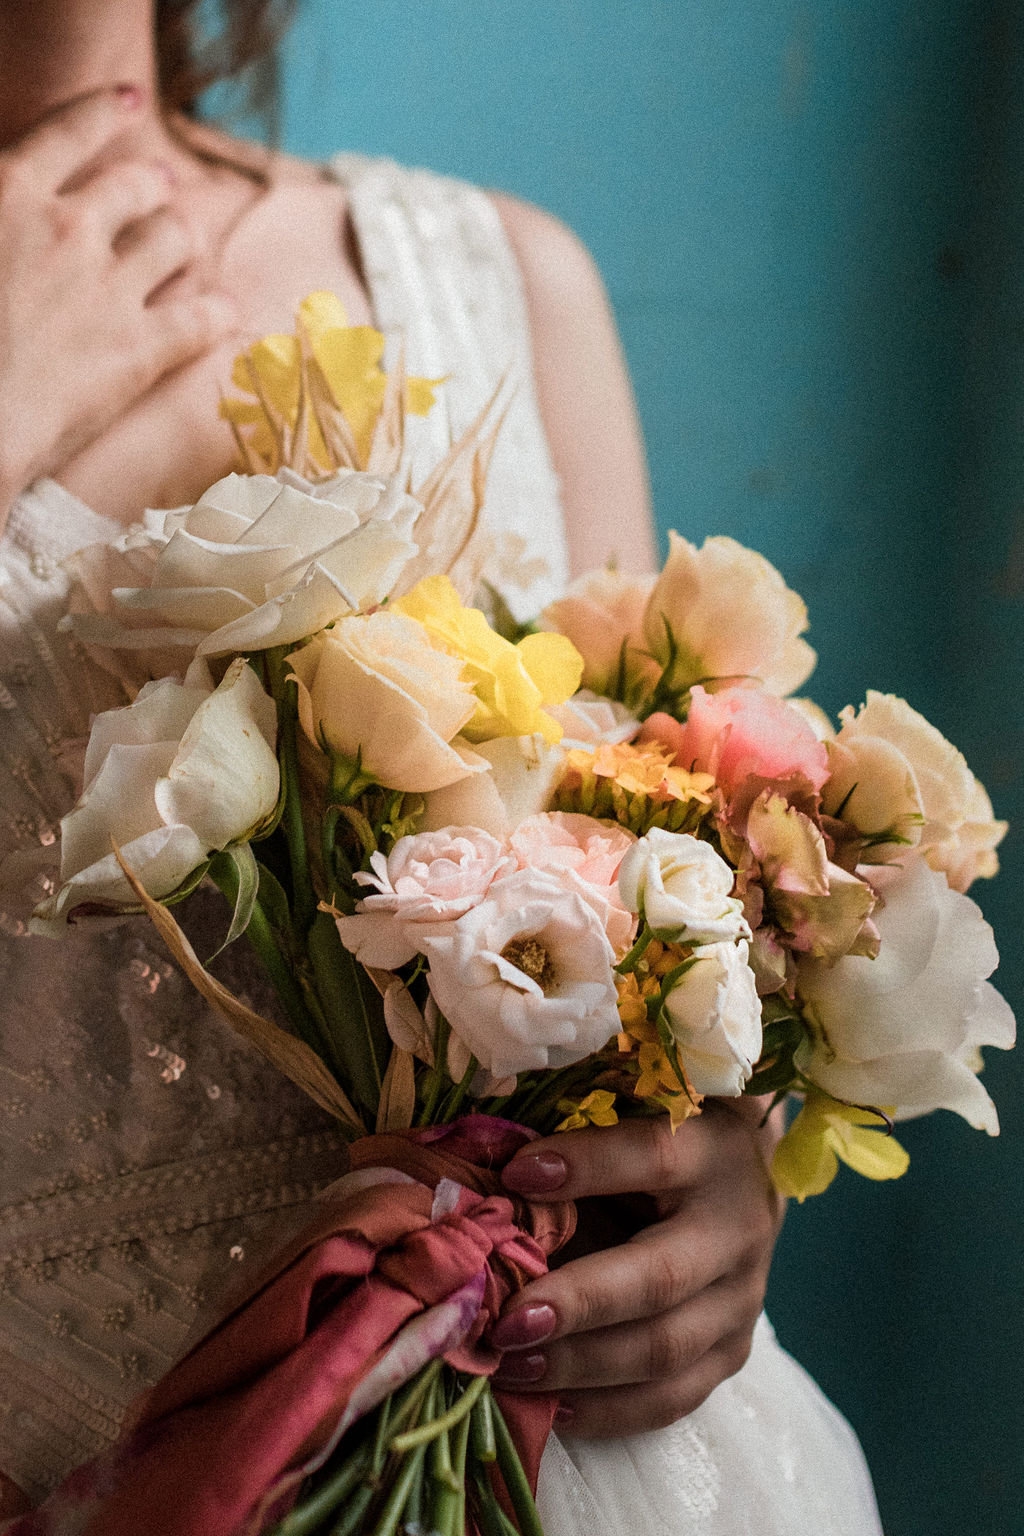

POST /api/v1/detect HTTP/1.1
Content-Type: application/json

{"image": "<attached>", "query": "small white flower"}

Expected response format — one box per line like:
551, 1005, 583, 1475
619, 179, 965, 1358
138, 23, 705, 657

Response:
422, 869, 621, 1078
618, 828, 748, 943
662, 939, 763, 1097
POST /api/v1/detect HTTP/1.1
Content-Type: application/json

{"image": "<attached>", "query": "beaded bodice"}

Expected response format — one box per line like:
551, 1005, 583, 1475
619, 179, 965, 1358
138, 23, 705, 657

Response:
0, 156, 568, 1501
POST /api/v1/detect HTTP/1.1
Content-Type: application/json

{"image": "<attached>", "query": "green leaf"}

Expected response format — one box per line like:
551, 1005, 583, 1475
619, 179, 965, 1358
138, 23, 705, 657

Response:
206, 843, 260, 960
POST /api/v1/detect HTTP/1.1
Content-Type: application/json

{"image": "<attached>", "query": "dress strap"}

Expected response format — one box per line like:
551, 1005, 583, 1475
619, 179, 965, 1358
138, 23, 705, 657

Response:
329, 153, 569, 617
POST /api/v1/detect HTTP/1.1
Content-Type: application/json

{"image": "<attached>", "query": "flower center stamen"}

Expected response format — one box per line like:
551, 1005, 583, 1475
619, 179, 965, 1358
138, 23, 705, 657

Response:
501, 937, 555, 992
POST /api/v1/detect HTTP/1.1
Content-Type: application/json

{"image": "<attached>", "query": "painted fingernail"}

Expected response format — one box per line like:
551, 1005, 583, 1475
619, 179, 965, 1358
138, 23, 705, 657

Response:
115, 84, 144, 110
491, 1304, 557, 1351
554, 1404, 575, 1427
502, 1151, 567, 1195
492, 1351, 547, 1385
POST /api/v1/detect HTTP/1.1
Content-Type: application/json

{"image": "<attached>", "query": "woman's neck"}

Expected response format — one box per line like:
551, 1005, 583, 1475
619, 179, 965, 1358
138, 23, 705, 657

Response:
0, 0, 161, 151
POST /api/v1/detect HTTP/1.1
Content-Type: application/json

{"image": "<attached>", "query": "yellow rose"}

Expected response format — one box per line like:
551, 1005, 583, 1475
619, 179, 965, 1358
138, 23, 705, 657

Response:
287, 611, 488, 792
394, 575, 582, 744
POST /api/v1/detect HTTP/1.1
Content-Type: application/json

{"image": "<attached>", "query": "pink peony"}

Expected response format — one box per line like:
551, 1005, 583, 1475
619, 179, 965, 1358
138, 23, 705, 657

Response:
641, 686, 829, 804
509, 812, 638, 953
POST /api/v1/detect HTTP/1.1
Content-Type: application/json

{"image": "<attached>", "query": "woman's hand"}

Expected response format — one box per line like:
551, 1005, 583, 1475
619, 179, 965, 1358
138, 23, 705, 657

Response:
493, 1101, 784, 1437
0, 86, 237, 522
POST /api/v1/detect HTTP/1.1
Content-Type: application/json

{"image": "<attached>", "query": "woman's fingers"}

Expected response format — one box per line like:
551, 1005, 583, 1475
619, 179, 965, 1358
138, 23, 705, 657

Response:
6, 85, 142, 190
493, 1201, 747, 1348
493, 1274, 755, 1394
551, 1334, 756, 1440
85, 161, 175, 246
120, 206, 194, 297
502, 1113, 718, 1203
135, 292, 239, 388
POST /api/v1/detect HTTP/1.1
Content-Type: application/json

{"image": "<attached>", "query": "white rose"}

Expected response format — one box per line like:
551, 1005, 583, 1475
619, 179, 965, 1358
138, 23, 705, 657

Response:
334, 827, 515, 969
545, 692, 641, 750
422, 870, 621, 1077
618, 828, 748, 943
823, 692, 1006, 886
796, 857, 1016, 1132
643, 532, 816, 696
32, 658, 279, 929
662, 940, 763, 1096
69, 468, 423, 658
287, 611, 488, 793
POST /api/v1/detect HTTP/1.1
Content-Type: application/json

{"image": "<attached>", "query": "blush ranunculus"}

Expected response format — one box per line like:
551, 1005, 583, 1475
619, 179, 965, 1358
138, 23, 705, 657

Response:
642, 686, 830, 803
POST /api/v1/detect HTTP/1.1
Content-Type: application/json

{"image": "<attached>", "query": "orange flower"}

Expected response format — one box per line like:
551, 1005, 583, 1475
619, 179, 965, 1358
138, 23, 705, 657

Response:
566, 742, 715, 805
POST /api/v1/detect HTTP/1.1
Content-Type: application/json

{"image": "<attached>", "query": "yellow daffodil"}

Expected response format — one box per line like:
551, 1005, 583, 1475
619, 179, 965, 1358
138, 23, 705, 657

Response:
222, 291, 442, 472
394, 575, 583, 744
772, 1087, 909, 1201
555, 1089, 619, 1132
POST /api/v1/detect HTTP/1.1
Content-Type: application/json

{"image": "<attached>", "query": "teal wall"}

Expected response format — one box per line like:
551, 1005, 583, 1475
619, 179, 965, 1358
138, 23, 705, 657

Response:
266, 4, 1024, 1531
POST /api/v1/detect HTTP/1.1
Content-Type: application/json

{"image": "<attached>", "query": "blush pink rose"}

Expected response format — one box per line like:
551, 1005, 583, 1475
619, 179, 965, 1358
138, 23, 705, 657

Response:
509, 812, 638, 954
334, 827, 515, 969
641, 686, 830, 802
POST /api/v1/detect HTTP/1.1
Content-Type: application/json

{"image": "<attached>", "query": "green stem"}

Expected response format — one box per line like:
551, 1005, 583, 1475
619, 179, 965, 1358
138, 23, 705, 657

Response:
207, 866, 322, 1056
615, 922, 654, 976
306, 909, 387, 1115
490, 1393, 547, 1536
436, 1053, 478, 1124
369, 1438, 429, 1536
391, 1373, 488, 1452
266, 647, 317, 936
271, 1446, 370, 1535
416, 1013, 451, 1126
327, 1481, 376, 1536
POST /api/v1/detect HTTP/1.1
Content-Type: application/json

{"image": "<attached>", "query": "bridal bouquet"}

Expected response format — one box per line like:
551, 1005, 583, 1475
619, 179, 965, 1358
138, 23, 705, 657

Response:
24, 294, 1014, 1536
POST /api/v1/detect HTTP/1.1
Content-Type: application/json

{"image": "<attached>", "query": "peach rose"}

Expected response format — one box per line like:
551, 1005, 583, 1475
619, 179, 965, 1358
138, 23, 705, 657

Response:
643, 533, 815, 696
541, 567, 659, 694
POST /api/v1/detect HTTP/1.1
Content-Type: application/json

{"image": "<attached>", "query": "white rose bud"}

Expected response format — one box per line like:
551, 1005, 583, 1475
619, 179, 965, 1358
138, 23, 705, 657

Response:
618, 828, 749, 943
662, 939, 763, 1097
32, 658, 279, 929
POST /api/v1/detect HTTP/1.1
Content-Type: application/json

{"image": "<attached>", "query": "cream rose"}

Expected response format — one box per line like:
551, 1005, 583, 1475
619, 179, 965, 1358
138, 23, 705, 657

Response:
422, 869, 621, 1077
796, 857, 1016, 1132
545, 692, 641, 750
334, 827, 515, 969
541, 568, 658, 694
642, 532, 815, 696
618, 828, 749, 943
32, 658, 278, 929
662, 939, 763, 1096
822, 692, 1006, 888
70, 468, 423, 659
287, 611, 487, 793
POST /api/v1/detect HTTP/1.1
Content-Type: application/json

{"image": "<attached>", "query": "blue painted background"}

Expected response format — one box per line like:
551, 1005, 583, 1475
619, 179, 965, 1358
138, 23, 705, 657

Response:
264, 3, 1024, 1530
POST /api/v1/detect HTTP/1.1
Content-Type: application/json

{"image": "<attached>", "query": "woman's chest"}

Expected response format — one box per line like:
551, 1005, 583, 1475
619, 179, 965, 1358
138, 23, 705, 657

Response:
56, 177, 373, 522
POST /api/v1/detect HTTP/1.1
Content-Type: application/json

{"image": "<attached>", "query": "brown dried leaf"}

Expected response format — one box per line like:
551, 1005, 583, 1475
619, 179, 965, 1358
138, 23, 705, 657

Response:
114, 848, 366, 1134
375, 1046, 416, 1133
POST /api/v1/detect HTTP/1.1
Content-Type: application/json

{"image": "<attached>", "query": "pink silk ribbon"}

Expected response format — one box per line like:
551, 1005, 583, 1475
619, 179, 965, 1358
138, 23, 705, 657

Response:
7, 1116, 576, 1536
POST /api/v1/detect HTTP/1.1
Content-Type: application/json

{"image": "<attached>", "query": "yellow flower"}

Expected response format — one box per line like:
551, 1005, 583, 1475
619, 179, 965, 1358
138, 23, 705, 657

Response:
222, 291, 442, 472
555, 1089, 619, 1132
566, 742, 715, 805
394, 575, 583, 744
772, 1088, 909, 1201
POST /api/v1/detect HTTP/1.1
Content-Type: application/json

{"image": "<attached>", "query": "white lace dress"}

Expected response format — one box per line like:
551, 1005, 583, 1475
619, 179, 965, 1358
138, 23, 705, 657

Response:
0, 155, 883, 1535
